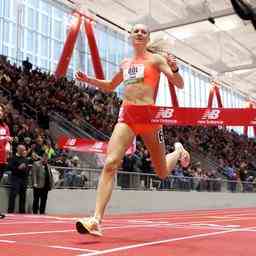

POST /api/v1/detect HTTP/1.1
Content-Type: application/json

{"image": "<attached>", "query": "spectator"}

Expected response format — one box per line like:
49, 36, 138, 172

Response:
7, 145, 29, 213
44, 139, 55, 160
0, 103, 11, 219
0, 103, 11, 182
63, 155, 83, 187
22, 57, 32, 73
224, 166, 237, 192
32, 152, 54, 214
33, 135, 45, 157
37, 107, 50, 130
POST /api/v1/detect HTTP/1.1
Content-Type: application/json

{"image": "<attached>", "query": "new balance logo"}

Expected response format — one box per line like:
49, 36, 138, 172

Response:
202, 109, 220, 120
155, 108, 174, 119
93, 142, 104, 149
67, 138, 77, 146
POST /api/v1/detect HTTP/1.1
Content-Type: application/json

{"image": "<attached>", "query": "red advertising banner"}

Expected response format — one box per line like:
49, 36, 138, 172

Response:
59, 106, 256, 153
58, 137, 135, 154
122, 106, 256, 126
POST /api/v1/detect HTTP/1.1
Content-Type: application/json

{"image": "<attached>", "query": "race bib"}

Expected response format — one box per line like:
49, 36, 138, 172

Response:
123, 64, 144, 85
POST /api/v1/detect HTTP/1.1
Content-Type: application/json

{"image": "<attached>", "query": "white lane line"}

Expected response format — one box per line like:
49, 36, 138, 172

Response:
121, 214, 256, 222
129, 217, 256, 227
3, 216, 254, 227
1, 219, 255, 238
0, 225, 165, 237
0, 229, 75, 237
6, 209, 256, 224
78, 229, 238, 256
0, 221, 70, 225
50, 245, 99, 253
22, 215, 79, 221
108, 209, 256, 218
0, 239, 16, 243
129, 220, 169, 224
105, 223, 256, 233
0, 224, 185, 237
78, 225, 256, 256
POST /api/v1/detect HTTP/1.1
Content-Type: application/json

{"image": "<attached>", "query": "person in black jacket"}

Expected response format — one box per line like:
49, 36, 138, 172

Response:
7, 145, 29, 213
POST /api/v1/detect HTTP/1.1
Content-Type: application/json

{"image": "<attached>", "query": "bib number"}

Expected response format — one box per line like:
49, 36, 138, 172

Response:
123, 64, 144, 85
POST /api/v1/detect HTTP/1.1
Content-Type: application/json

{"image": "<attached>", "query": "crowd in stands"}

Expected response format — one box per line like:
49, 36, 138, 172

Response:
163, 126, 256, 192
0, 55, 256, 192
0, 55, 120, 136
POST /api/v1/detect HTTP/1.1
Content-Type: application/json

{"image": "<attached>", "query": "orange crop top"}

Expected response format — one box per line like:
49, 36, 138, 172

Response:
121, 59, 160, 91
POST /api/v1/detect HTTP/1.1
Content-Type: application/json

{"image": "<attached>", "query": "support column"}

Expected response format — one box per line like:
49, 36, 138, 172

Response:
168, 82, 179, 107
243, 101, 256, 137
84, 20, 105, 79
55, 13, 82, 79
208, 83, 223, 108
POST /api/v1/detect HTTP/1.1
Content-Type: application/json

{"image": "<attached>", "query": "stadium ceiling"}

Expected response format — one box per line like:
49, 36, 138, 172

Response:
66, 0, 256, 100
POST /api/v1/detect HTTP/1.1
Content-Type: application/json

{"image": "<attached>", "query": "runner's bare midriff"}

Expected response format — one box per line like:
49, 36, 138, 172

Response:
123, 82, 155, 105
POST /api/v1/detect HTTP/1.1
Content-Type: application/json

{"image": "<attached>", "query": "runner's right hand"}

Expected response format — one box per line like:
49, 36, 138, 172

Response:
75, 71, 90, 83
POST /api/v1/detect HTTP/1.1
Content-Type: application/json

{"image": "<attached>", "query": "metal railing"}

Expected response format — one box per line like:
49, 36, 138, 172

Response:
1, 166, 255, 193
21, 103, 39, 121
79, 119, 110, 141
0, 85, 12, 100
50, 112, 95, 139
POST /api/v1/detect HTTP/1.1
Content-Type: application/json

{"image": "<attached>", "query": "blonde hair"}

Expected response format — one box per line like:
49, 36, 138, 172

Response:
146, 36, 173, 56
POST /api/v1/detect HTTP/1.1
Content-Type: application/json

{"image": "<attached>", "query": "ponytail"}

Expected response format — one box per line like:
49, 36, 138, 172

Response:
146, 36, 173, 56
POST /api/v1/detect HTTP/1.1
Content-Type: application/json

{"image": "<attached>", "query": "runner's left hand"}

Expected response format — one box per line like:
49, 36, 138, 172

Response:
166, 53, 178, 72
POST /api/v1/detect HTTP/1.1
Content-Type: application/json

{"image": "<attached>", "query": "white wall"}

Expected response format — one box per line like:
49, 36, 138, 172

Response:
1, 188, 256, 214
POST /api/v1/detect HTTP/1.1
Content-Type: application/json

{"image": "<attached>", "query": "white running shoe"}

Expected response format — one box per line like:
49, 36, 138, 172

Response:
174, 142, 190, 168
76, 217, 102, 236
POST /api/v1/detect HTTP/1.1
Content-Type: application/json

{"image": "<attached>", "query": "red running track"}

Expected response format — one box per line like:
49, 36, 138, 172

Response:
0, 208, 256, 256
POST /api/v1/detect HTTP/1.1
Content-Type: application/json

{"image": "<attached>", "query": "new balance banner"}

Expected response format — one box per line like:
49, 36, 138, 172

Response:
122, 106, 256, 126
58, 137, 136, 154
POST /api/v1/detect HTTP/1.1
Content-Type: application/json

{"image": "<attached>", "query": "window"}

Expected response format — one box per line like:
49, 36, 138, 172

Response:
3, 0, 10, 18
3, 21, 9, 42
11, 23, 16, 45
53, 40, 62, 60
0, 0, 3, 16
2, 45, 8, 55
26, 30, 33, 51
40, 35, 48, 57
27, 7, 37, 29
53, 6, 63, 20
26, 0, 38, 8
39, 0, 50, 15
40, 58, 48, 70
40, 14, 49, 35
53, 20, 62, 40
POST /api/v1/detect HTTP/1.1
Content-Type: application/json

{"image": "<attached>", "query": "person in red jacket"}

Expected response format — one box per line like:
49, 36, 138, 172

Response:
0, 103, 11, 219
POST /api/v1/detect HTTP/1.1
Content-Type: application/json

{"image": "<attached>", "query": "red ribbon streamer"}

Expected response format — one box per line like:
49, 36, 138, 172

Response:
55, 14, 82, 79
84, 20, 105, 80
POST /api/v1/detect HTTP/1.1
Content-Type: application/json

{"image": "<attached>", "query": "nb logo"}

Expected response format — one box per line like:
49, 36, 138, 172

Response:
67, 138, 76, 146
93, 142, 104, 149
155, 108, 174, 119
202, 109, 220, 120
